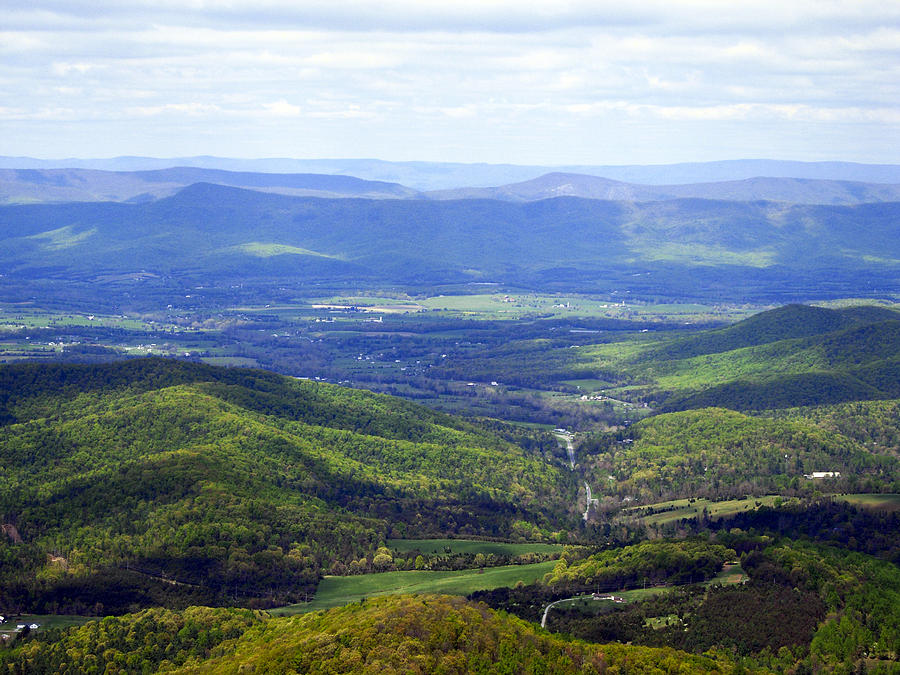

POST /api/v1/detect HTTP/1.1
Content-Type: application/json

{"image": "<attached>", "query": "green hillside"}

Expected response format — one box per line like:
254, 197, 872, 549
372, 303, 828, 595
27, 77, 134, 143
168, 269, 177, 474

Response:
0, 595, 748, 674
642, 304, 897, 360
557, 305, 900, 411
581, 406, 899, 502
0, 359, 575, 614
428, 304, 900, 412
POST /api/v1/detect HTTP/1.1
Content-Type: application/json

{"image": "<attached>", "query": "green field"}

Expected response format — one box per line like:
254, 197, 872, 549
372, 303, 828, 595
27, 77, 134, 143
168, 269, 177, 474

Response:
388, 538, 563, 556
414, 294, 753, 322
563, 379, 617, 391
200, 356, 262, 368
834, 493, 900, 512
271, 561, 557, 615
626, 496, 785, 526
628, 494, 900, 525
0, 307, 155, 332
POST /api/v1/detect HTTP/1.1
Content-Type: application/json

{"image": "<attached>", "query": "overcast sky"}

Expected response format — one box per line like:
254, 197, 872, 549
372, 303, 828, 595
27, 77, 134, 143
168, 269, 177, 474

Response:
3, 1, 899, 165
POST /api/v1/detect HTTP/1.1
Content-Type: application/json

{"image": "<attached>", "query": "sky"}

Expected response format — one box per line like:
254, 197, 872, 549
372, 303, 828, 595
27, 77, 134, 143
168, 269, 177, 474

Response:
2, 1, 899, 165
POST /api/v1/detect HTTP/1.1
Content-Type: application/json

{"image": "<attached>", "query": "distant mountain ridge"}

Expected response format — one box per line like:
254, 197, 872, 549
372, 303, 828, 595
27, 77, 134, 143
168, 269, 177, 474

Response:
2, 155, 899, 190
0, 167, 416, 204
3, 166, 900, 206
2, 183, 899, 303
427, 172, 900, 205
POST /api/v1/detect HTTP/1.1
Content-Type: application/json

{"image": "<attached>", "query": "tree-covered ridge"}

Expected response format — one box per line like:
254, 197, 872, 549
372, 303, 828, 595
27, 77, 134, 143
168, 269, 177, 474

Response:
170, 594, 746, 674
429, 304, 900, 413
473, 536, 900, 673
0, 596, 755, 674
546, 540, 734, 589
640, 304, 899, 362
0, 358, 506, 446
550, 304, 899, 409
0, 606, 264, 674
582, 407, 899, 503
2, 382, 559, 502
0, 360, 575, 613
634, 319, 900, 393
774, 398, 900, 453
3, 186, 900, 305
743, 542, 900, 668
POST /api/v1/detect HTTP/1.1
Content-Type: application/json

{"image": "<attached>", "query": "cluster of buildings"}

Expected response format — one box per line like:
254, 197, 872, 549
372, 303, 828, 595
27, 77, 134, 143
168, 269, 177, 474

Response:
0, 616, 40, 641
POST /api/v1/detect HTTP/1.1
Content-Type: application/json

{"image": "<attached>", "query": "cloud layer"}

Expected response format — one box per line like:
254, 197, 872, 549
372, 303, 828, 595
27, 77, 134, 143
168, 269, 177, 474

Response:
3, 1, 899, 163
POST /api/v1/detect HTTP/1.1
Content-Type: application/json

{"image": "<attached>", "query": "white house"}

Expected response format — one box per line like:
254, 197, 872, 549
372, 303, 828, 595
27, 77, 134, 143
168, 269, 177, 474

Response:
804, 471, 841, 479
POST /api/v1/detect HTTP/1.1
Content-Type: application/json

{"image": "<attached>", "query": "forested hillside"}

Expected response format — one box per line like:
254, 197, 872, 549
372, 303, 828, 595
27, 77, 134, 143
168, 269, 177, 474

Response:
0, 595, 749, 674
473, 538, 900, 673
544, 304, 900, 411
581, 406, 899, 503
0, 359, 575, 614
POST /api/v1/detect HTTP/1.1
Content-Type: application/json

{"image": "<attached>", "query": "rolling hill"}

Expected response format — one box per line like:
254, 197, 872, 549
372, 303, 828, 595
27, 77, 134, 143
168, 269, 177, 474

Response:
581, 406, 899, 504
0, 595, 745, 674
0, 359, 575, 614
559, 304, 900, 411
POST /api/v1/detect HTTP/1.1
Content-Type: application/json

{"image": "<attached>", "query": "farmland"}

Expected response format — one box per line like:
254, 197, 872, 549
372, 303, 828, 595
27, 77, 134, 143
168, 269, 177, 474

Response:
387, 538, 563, 556
271, 560, 558, 614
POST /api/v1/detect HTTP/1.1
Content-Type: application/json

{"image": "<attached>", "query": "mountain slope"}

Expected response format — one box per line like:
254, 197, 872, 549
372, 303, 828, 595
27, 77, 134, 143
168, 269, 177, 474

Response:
0, 359, 574, 613
564, 305, 900, 411
582, 406, 899, 503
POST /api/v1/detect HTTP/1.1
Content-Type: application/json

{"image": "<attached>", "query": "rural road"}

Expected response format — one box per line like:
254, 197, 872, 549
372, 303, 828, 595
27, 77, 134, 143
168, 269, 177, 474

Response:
542, 596, 595, 628
555, 432, 598, 521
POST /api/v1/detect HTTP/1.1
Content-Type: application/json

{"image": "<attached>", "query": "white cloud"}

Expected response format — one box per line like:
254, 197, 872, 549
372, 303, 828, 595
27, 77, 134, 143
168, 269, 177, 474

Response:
130, 102, 223, 117
262, 100, 302, 116
1, 1, 898, 162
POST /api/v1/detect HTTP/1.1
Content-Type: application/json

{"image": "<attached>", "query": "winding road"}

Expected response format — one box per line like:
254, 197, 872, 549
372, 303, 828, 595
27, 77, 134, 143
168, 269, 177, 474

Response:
542, 596, 589, 628
555, 432, 598, 521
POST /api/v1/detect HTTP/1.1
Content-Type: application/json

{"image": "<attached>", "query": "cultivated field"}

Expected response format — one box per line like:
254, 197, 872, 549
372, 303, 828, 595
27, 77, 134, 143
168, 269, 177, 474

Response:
271, 561, 557, 615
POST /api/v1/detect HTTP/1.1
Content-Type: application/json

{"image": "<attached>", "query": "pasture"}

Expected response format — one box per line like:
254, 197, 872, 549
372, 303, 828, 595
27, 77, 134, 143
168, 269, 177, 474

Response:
388, 538, 562, 556
271, 560, 557, 615
834, 493, 900, 512
626, 495, 785, 526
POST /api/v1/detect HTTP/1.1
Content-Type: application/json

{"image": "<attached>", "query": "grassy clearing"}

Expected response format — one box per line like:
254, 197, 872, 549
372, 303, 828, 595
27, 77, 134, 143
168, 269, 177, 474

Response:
0, 614, 91, 636
627, 242, 776, 268
271, 561, 557, 615
502, 420, 557, 430
628, 494, 900, 523
201, 356, 261, 368
626, 495, 784, 526
229, 242, 341, 259
388, 539, 563, 556
27, 225, 97, 250
548, 563, 748, 623
0, 308, 149, 331
645, 613, 683, 629
563, 379, 617, 391
834, 493, 900, 512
